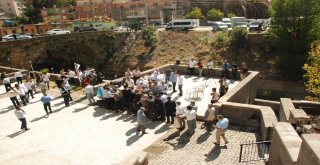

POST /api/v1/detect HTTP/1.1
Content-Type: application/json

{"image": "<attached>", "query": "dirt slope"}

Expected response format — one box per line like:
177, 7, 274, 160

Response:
121, 31, 277, 79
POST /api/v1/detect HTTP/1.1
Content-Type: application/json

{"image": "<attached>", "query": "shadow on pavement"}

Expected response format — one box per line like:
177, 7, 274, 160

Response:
125, 127, 137, 136
163, 130, 180, 141
0, 105, 16, 114
154, 123, 170, 134
100, 111, 121, 120
126, 132, 144, 146
204, 145, 227, 162
172, 131, 192, 150
196, 131, 211, 144
30, 115, 48, 122
92, 106, 108, 117
73, 105, 90, 113
7, 130, 25, 138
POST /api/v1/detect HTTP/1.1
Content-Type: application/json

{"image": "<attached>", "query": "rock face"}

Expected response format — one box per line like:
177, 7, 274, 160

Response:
0, 31, 129, 74
190, 0, 270, 19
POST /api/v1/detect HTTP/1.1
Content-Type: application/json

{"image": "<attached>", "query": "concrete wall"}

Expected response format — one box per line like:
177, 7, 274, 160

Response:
256, 79, 307, 100
279, 98, 294, 122
268, 122, 302, 165
254, 98, 280, 118
219, 71, 259, 104
297, 134, 320, 165
217, 102, 277, 141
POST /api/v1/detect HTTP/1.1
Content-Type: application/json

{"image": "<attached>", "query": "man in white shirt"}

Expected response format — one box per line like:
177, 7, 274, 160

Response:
74, 63, 80, 75
85, 83, 95, 105
125, 77, 134, 88
68, 69, 76, 85
207, 60, 214, 78
3, 75, 15, 92
15, 71, 23, 84
180, 105, 196, 135
102, 86, 113, 109
203, 104, 216, 132
175, 101, 186, 130
24, 79, 34, 99
160, 92, 168, 104
14, 83, 28, 106
157, 81, 168, 94
42, 73, 50, 90
14, 106, 30, 131
188, 59, 197, 76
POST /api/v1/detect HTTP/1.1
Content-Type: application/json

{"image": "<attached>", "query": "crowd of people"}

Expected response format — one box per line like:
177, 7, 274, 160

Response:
1, 60, 237, 145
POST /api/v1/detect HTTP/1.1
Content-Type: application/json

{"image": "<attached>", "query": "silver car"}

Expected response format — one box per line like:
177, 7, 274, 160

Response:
2, 33, 32, 42
212, 22, 229, 31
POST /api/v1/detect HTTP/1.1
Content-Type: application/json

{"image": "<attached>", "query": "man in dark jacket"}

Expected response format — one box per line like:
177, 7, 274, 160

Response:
164, 96, 176, 124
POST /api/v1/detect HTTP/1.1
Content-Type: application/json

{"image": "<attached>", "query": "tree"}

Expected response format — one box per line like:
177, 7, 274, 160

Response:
141, 26, 158, 47
229, 28, 248, 48
269, 0, 320, 79
303, 42, 320, 101
16, 15, 29, 24
207, 9, 224, 21
24, 4, 41, 23
185, 7, 204, 19
227, 13, 236, 18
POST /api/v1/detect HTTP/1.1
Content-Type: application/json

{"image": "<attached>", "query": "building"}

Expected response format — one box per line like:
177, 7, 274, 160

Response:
74, 4, 112, 19
40, 7, 75, 22
22, 23, 53, 35
0, 0, 24, 17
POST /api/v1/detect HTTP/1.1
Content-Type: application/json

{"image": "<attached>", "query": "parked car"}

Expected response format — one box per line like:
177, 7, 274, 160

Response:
154, 23, 167, 28
249, 21, 267, 32
114, 26, 130, 32
212, 22, 229, 31
165, 19, 200, 30
46, 29, 71, 35
222, 18, 232, 28
2, 33, 32, 42
74, 26, 97, 32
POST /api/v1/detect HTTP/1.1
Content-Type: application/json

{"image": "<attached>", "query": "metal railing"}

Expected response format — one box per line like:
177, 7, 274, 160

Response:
239, 140, 271, 163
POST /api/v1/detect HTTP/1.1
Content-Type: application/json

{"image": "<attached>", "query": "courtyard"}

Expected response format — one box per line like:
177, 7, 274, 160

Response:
0, 75, 265, 165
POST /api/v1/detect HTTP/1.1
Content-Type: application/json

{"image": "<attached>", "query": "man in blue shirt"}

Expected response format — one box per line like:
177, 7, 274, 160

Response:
214, 114, 229, 145
40, 93, 52, 116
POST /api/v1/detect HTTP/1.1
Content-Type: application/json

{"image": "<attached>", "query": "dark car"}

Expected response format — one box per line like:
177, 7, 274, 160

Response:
74, 26, 97, 32
248, 21, 266, 32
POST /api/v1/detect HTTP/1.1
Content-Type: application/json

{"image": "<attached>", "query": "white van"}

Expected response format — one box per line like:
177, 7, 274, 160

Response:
165, 19, 200, 30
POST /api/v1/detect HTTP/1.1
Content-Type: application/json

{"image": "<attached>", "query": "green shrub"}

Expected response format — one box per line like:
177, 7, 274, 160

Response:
215, 32, 226, 46
40, 68, 49, 73
141, 26, 158, 47
229, 28, 248, 48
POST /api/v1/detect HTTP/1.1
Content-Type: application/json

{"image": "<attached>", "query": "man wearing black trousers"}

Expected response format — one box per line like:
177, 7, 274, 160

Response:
164, 96, 176, 124
14, 106, 30, 131
40, 93, 52, 116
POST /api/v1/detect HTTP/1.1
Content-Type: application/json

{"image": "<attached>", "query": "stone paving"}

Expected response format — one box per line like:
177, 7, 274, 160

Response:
145, 123, 266, 165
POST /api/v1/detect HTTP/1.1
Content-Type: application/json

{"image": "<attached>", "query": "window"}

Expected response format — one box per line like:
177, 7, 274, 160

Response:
7, 3, 10, 6
40, 29, 43, 33
9, 8, 12, 11
153, 3, 158, 6
173, 22, 191, 25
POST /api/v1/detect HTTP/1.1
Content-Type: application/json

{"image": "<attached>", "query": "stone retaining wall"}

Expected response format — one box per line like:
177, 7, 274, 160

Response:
297, 134, 320, 165
268, 122, 302, 165
216, 102, 277, 141
254, 98, 280, 117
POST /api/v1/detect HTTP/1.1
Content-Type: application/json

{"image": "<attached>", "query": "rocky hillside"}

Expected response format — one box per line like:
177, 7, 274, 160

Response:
115, 30, 278, 79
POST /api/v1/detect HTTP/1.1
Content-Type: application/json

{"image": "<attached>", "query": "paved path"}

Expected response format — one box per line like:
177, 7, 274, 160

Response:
0, 90, 168, 165
145, 123, 265, 165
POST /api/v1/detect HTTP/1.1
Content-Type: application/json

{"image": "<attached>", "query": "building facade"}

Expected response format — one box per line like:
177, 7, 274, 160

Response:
41, 7, 75, 22
0, 0, 23, 17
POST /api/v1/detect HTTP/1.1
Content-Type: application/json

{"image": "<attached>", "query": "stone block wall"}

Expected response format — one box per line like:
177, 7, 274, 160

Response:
254, 98, 280, 118
297, 134, 320, 165
268, 122, 302, 165
279, 98, 294, 122
219, 71, 259, 104
217, 102, 277, 141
